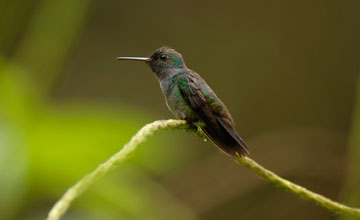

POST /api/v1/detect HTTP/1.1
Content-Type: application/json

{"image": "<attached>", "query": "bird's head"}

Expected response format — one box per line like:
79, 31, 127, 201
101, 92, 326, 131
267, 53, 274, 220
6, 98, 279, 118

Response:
117, 46, 186, 74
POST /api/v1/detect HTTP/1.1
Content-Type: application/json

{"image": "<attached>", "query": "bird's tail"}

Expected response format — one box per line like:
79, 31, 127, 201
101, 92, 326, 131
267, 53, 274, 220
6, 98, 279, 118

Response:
201, 117, 249, 157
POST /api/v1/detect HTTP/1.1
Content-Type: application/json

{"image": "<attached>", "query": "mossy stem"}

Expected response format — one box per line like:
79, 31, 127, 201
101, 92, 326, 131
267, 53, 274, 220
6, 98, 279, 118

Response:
47, 119, 360, 220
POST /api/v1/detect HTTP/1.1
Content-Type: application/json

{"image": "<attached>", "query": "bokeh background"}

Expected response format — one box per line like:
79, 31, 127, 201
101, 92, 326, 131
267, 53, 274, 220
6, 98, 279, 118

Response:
1, 0, 360, 219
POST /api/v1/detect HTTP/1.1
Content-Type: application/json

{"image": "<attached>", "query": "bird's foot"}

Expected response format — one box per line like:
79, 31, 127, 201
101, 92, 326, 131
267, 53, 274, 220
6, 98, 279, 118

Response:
192, 120, 205, 128
186, 123, 198, 132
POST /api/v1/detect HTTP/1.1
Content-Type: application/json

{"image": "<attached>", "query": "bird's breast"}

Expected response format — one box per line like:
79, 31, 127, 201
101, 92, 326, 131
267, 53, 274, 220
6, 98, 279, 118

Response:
162, 84, 197, 121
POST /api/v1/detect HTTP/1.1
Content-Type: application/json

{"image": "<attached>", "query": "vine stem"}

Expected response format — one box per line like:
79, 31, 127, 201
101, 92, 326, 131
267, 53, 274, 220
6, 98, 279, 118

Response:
235, 157, 360, 217
47, 119, 360, 220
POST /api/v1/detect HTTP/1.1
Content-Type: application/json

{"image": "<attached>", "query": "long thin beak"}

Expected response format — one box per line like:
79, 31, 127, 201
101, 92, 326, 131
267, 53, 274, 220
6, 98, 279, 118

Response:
116, 57, 151, 62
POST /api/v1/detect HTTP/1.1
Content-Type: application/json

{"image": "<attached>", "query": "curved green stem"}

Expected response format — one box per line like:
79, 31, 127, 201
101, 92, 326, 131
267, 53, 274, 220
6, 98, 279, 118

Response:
236, 157, 360, 217
47, 119, 360, 220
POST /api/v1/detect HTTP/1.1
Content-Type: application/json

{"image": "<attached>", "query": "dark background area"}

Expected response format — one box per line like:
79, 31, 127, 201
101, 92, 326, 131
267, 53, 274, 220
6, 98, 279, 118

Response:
1, 0, 360, 219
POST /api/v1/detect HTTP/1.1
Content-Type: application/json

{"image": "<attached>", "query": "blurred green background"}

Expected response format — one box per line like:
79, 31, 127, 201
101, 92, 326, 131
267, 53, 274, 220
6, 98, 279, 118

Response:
1, 0, 360, 219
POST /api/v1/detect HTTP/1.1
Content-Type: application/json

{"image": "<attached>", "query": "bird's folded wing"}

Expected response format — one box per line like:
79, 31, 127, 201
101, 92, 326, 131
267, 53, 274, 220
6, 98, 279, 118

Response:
176, 73, 249, 156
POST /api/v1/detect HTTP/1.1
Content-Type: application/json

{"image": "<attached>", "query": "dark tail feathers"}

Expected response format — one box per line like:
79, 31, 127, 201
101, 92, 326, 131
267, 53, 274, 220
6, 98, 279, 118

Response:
201, 117, 249, 157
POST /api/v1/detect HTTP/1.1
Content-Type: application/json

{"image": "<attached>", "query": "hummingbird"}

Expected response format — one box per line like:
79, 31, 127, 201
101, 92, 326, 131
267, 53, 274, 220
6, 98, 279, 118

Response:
117, 47, 249, 157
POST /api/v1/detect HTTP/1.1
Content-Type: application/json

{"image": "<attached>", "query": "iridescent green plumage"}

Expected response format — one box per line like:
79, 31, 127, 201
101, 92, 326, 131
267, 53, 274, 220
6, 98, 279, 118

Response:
117, 47, 249, 157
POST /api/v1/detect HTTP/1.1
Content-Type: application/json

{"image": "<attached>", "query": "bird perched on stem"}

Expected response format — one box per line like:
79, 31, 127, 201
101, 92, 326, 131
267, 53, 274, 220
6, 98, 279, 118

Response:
117, 47, 249, 157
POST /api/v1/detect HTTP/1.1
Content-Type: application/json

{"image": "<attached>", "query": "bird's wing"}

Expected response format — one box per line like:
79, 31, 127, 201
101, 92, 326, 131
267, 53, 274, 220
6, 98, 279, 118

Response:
176, 73, 216, 122
176, 73, 249, 156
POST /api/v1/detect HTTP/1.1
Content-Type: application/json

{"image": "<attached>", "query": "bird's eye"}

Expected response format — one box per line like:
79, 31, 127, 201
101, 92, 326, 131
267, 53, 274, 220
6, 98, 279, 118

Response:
160, 54, 167, 60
